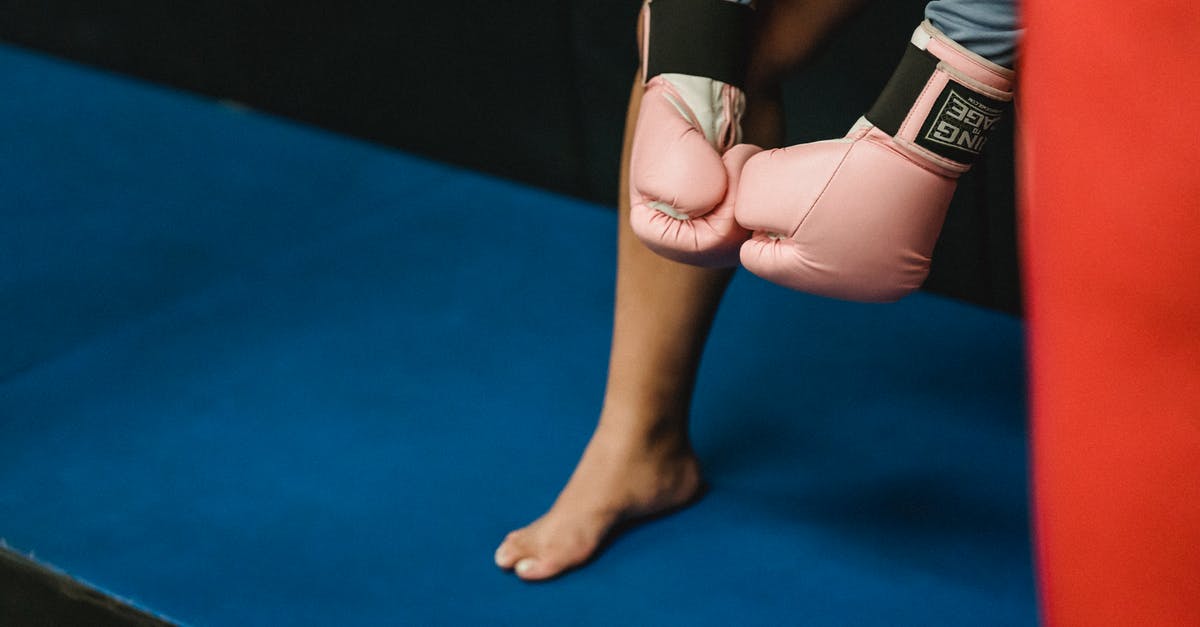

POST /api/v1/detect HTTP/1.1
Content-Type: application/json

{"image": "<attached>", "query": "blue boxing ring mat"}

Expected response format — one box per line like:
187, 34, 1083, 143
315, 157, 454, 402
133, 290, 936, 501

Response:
0, 45, 1036, 626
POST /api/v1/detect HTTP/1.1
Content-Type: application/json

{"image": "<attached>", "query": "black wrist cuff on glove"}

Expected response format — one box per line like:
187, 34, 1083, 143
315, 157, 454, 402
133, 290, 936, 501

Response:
865, 43, 1010, 165
645, 0, 753, 90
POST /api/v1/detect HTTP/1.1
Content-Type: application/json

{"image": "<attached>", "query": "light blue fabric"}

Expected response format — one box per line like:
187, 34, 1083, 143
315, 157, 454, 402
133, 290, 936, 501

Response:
926, 0, 1020, 68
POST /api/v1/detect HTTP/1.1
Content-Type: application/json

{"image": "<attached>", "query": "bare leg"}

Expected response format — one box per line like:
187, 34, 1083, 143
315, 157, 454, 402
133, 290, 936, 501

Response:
494, 76, 732, 581
494, 0, 863, 582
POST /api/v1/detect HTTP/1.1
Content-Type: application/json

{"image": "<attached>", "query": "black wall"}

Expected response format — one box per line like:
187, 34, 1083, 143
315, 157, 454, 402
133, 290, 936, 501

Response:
0, 1, 1020, 313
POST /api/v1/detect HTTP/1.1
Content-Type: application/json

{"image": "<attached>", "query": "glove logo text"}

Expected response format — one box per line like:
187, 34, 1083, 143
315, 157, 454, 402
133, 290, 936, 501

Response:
918, 84, 1006, 161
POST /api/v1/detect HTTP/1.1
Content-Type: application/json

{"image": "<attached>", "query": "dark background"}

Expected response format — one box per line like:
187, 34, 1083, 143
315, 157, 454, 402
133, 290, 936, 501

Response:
0, 0, 1020, 313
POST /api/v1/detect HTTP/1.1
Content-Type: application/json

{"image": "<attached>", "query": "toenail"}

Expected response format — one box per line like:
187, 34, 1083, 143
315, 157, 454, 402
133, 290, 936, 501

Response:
515, 558, 536, 575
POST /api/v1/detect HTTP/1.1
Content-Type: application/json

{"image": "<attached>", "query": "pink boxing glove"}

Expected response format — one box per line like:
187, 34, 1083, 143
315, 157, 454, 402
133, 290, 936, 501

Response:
735, 21, 1014, 301
629, 0, 760, 267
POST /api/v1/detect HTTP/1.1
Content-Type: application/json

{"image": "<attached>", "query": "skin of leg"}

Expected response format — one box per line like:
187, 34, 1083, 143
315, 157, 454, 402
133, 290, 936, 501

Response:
493, 76, 734, 582
494, 0, 864, 582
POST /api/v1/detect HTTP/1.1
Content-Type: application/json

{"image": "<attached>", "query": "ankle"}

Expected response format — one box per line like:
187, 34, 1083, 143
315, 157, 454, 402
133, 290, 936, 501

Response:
594, 403, 693, 455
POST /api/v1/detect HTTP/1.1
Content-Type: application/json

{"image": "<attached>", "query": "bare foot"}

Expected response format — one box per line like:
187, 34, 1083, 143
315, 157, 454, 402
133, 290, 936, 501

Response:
494, 420, 704, 581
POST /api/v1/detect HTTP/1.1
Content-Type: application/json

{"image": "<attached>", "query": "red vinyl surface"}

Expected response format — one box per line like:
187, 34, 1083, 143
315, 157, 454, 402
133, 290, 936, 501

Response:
1019, 3, 1200, 625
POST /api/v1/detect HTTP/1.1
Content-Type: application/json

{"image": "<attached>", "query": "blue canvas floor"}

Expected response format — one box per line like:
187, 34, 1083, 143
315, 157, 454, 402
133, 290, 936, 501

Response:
0, 44, 1036, 626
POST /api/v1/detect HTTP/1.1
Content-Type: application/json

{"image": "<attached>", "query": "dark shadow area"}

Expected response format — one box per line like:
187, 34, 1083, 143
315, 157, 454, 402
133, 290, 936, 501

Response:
0, 545, 175, 627
691, 283, 1030, 592
757, 470, 1032, 590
